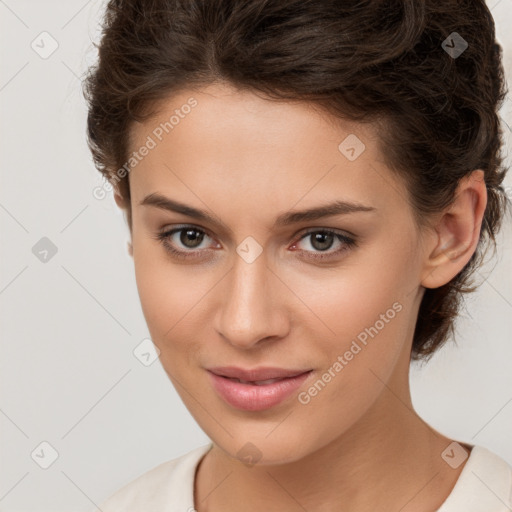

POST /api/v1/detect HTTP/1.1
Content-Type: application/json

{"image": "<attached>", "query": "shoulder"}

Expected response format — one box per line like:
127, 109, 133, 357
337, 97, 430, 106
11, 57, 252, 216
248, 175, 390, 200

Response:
96, 443, 213, 512
438, 444, 512, 511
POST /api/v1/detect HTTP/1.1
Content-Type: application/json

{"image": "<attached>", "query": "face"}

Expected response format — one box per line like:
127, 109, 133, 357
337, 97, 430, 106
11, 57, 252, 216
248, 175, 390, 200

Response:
127, 81, 427, 465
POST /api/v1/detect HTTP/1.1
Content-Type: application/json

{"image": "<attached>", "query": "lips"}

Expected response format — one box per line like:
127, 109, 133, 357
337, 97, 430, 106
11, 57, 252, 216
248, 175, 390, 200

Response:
206, 366, 313, 411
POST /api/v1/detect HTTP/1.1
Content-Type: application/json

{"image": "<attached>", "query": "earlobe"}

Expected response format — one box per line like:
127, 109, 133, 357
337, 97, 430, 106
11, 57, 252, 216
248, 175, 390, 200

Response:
421, 233, 453, 289
421, 170, 487, 289
421, 236, 472, 289
127, 240, 133, 257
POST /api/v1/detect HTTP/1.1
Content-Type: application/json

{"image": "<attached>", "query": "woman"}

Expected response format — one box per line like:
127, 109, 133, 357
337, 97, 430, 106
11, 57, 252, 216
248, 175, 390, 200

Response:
85, 0, 512, 510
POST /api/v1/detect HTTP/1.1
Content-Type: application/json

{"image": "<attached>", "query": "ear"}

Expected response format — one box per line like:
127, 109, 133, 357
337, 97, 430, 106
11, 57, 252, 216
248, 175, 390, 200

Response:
421, 170, 487, 289
113, 185, 126, 209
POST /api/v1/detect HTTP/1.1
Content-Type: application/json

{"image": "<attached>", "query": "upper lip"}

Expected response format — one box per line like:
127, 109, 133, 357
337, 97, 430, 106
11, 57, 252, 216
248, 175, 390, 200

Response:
207, 366, 312, 381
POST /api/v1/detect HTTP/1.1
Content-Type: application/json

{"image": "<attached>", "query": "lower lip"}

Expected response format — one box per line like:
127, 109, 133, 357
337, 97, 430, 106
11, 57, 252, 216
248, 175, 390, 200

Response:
207, 370, 312, 411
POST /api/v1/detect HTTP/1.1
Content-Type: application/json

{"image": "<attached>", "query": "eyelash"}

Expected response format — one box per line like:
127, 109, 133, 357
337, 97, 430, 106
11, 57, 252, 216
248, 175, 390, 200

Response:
152, 224, 358, 262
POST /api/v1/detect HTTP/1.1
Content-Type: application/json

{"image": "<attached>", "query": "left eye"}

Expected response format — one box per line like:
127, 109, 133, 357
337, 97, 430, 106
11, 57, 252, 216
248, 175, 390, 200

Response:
290, 229, 357, 260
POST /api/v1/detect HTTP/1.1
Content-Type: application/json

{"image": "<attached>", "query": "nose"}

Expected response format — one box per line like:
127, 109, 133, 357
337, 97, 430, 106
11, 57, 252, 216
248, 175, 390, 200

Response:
214, 249, 290, 350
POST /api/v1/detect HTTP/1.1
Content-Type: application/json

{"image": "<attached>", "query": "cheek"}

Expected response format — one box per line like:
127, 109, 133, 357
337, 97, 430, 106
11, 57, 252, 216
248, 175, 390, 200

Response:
291, 254, 410, 347
300, 281, 408, 392
132, 239, 216, 373
132, 243, 191, 342
287, 239, 414, 393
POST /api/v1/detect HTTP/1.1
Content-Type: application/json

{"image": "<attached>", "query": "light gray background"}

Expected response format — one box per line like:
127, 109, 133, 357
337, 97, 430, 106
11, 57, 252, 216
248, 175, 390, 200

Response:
1, 1, 511, 510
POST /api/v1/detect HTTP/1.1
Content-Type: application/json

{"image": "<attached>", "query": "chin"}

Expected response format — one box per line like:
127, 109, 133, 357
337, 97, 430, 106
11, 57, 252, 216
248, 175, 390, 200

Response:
210, 427, 320, 467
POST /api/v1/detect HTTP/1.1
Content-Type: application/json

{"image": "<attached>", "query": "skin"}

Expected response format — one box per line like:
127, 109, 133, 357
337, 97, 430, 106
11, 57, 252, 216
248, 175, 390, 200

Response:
115, 81, 487, 511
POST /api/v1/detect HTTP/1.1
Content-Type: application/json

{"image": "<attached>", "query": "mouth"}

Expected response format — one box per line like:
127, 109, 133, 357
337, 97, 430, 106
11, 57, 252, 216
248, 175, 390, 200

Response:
206, 367, 313, 411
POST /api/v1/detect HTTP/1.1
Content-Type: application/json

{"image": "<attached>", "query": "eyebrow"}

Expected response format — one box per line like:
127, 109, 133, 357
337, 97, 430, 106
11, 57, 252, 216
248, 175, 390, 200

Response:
139, 192, 376, 231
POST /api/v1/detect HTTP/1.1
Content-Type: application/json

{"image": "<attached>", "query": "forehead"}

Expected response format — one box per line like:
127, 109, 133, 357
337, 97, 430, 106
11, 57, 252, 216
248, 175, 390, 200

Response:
127, 82, 408, 220
131, 81, 379, 155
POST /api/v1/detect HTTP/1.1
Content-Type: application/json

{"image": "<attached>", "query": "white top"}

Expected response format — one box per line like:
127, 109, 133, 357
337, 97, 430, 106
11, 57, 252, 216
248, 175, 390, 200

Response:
96, 442, 512, 511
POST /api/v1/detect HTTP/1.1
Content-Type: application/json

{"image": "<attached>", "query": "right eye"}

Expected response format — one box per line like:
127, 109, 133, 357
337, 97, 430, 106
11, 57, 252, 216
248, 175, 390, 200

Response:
153, 224, 220, 260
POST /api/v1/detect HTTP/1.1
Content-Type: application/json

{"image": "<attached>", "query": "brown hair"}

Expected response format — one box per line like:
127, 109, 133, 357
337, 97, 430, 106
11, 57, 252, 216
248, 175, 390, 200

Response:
84, 0, 511, 362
